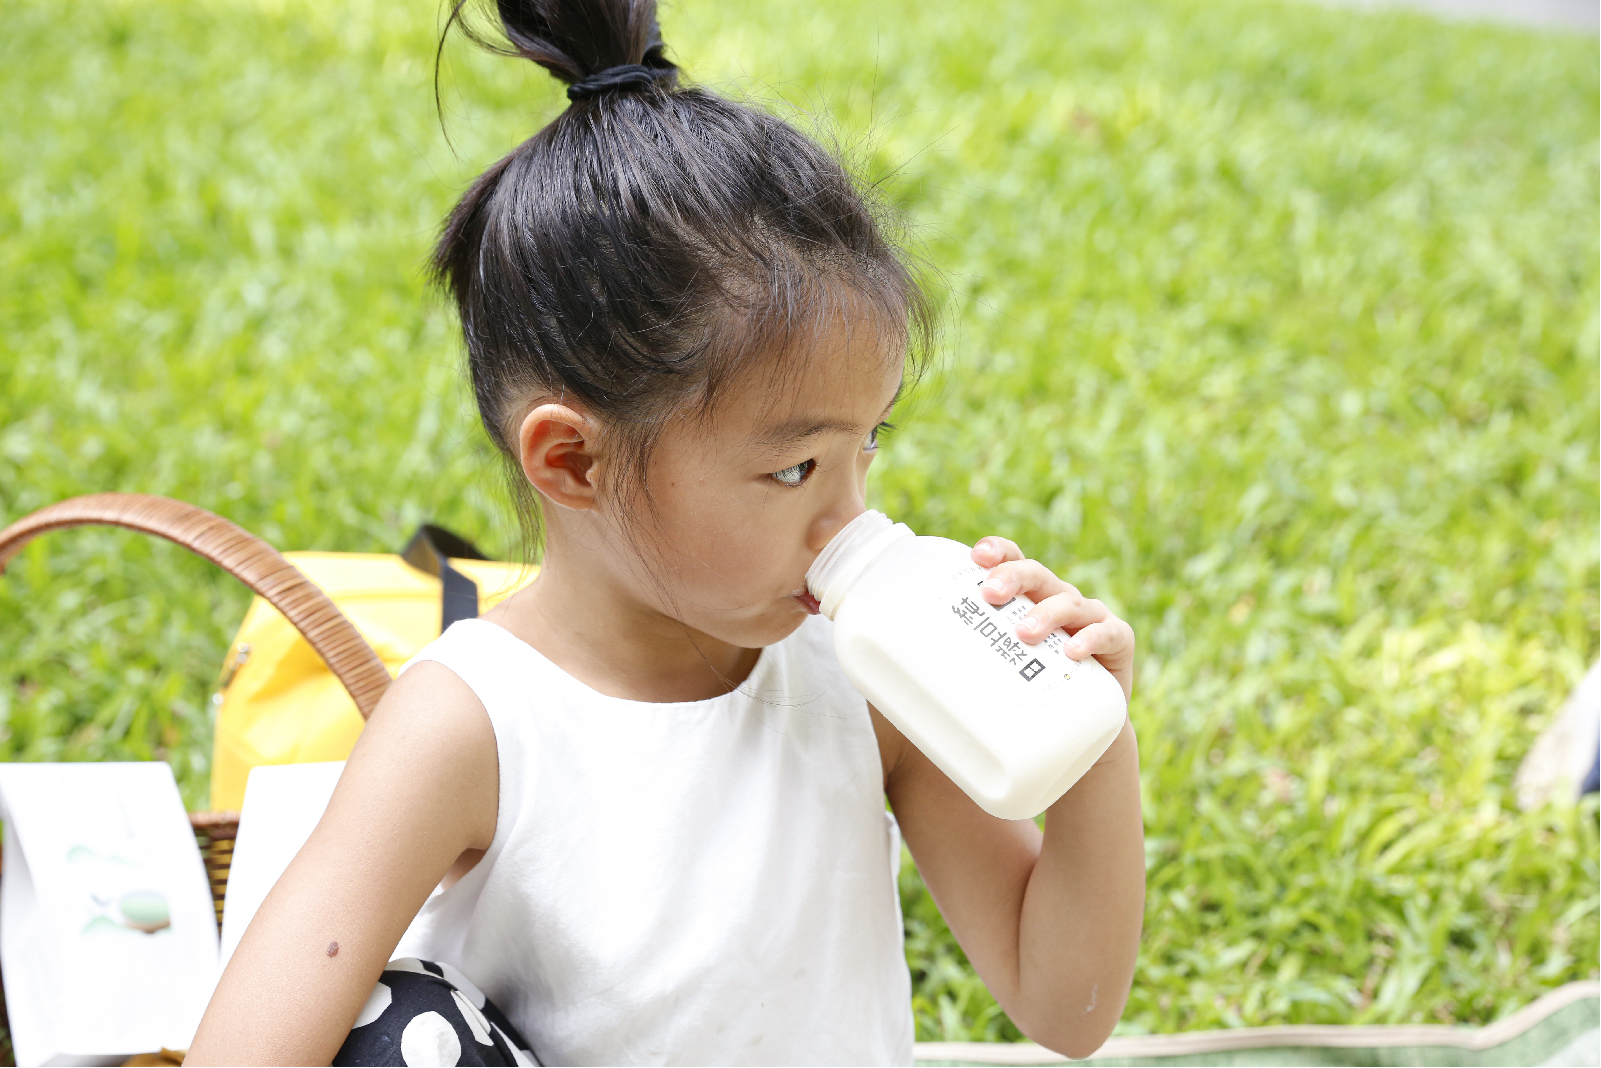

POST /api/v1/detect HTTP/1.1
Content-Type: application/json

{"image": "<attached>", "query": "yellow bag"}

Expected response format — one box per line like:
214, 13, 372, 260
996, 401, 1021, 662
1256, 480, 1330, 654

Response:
209, 527, 535, 811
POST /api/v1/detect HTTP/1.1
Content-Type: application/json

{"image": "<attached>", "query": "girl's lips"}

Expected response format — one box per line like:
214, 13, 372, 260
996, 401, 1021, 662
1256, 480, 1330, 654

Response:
793, 590, 822, 615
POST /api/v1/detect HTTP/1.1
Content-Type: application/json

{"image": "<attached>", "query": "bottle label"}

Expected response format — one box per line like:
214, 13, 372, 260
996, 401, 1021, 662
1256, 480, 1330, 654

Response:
940, 561, 1087, 707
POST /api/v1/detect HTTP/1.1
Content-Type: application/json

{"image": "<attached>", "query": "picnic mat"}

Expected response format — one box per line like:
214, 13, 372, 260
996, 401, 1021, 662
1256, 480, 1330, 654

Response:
913, 980, 1598, 1067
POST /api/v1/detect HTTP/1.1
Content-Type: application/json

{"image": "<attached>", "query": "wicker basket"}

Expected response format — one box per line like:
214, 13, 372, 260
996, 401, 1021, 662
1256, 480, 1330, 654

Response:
0, 493, 393, 1061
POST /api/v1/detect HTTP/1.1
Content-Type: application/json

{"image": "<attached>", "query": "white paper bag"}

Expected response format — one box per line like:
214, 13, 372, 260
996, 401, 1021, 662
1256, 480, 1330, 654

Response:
0, 763, 218, 1067
218, 761, 345, 971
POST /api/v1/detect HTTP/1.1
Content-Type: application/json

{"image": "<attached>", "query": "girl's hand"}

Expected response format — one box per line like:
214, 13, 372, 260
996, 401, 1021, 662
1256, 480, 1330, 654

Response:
971, 537, 1135, 703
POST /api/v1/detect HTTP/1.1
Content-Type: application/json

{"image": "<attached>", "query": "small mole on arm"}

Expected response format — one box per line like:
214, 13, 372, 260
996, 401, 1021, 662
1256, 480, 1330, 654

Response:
327, 941, 339, 958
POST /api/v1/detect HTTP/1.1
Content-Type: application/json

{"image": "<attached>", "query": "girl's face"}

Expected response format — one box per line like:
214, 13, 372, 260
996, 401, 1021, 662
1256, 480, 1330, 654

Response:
628, 327, 904, 650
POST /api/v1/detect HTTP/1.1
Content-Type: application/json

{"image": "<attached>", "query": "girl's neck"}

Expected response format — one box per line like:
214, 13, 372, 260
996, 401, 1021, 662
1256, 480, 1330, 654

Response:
481, 541, 761, 704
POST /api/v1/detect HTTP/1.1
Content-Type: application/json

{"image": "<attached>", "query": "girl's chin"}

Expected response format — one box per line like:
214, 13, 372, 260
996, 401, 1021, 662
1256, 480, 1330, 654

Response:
694, 604, 809, 652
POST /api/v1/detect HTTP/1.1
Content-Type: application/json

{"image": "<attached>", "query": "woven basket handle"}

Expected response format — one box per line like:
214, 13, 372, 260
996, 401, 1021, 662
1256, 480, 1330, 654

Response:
0, 493, 391, 718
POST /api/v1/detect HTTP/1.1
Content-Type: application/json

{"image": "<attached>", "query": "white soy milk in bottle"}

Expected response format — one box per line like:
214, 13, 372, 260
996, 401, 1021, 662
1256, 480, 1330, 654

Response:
806, 510, 1127, 819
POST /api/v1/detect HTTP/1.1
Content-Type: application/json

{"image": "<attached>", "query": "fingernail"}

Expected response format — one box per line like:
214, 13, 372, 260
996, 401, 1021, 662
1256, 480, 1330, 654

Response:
1065, 635, 1082, 651
1022, 616, 1044, 634
981, 577, 1005, 593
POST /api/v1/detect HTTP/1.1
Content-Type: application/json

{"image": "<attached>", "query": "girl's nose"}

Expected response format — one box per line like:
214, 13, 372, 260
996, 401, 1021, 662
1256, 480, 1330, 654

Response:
807, 502, 865, 553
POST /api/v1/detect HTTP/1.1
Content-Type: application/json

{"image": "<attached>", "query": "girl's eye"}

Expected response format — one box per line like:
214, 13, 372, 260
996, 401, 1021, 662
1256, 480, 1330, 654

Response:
771, 459, 815, 487
865, 421, 895, 452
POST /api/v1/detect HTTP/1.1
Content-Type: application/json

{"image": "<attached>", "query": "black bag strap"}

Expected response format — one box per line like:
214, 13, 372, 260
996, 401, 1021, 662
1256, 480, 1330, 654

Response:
401, 525, 490, 634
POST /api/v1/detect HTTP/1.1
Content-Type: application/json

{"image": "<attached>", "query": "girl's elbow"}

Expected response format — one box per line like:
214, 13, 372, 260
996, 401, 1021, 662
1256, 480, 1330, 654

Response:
1025, 1021, 1114, 1063
1012, 991, 1126, 1060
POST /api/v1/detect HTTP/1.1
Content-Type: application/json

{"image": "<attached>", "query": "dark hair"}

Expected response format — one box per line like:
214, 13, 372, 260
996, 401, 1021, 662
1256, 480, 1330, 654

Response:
432, 0, 932, 556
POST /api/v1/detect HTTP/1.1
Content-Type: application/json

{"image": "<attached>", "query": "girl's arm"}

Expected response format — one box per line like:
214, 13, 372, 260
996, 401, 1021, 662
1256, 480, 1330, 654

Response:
184, 661, 499, 1066
877, 537, 1144, 1060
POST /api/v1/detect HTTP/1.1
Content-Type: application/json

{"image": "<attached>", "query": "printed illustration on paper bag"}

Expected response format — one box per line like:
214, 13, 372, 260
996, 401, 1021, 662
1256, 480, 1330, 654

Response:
67, 844, 172, 936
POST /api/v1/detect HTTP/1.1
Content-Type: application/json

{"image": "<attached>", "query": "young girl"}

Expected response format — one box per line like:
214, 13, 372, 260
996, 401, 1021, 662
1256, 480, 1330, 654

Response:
186, 0, 1144, 1062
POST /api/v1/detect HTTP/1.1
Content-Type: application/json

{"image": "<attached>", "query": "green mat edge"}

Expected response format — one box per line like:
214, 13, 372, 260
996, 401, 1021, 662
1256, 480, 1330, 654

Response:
914, 985, 1599, 1067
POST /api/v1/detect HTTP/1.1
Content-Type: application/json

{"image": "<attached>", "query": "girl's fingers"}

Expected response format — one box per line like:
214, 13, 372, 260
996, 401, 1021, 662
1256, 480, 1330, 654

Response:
977, 557, 1064, 605
1015, 590, 1106, 642
1060, 617, 1133, 661
971, 536, 1024, 569
1061, 617, 1136, 701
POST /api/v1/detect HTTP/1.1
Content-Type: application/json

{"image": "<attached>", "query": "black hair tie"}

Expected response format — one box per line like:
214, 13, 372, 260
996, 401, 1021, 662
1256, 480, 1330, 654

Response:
567, 63, 672, 102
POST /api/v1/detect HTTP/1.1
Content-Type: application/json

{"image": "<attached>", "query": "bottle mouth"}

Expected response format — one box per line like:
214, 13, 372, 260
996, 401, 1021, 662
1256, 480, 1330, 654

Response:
805, 510, 913, 619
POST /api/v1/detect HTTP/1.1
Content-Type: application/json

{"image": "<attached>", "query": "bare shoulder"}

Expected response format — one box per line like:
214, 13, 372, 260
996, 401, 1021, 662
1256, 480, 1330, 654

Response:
337, 659, 500, 852
869, 701, 1039, 871
366, 658, 495, 745
867, 701, 911, 787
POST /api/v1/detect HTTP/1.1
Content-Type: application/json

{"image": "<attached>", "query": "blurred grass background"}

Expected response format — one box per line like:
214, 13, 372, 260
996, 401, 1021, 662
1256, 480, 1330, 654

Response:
1, 0, 1596, 1041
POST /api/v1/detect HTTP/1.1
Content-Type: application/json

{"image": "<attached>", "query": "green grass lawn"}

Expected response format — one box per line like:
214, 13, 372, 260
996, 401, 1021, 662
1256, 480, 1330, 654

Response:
2, 0, 1596, 1042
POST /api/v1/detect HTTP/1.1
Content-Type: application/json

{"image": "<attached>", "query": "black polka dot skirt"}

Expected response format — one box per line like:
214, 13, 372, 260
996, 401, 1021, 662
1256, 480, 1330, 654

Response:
333, 958, 537, 1067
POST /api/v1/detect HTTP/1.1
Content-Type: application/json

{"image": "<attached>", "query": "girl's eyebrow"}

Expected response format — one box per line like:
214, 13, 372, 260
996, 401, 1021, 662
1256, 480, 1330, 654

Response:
752, 391, 902, 448
752, 417, 862, 447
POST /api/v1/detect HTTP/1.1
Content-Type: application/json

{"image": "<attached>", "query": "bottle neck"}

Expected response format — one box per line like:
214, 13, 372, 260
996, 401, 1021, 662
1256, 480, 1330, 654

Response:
805, 510, 916, 619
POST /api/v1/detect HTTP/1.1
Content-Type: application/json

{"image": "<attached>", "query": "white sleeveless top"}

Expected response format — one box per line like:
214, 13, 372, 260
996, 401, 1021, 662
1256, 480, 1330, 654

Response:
392, 615, 914, 1066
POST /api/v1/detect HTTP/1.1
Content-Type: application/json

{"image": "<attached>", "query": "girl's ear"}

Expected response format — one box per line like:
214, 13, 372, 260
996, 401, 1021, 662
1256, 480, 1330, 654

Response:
517, 403, 601, 511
